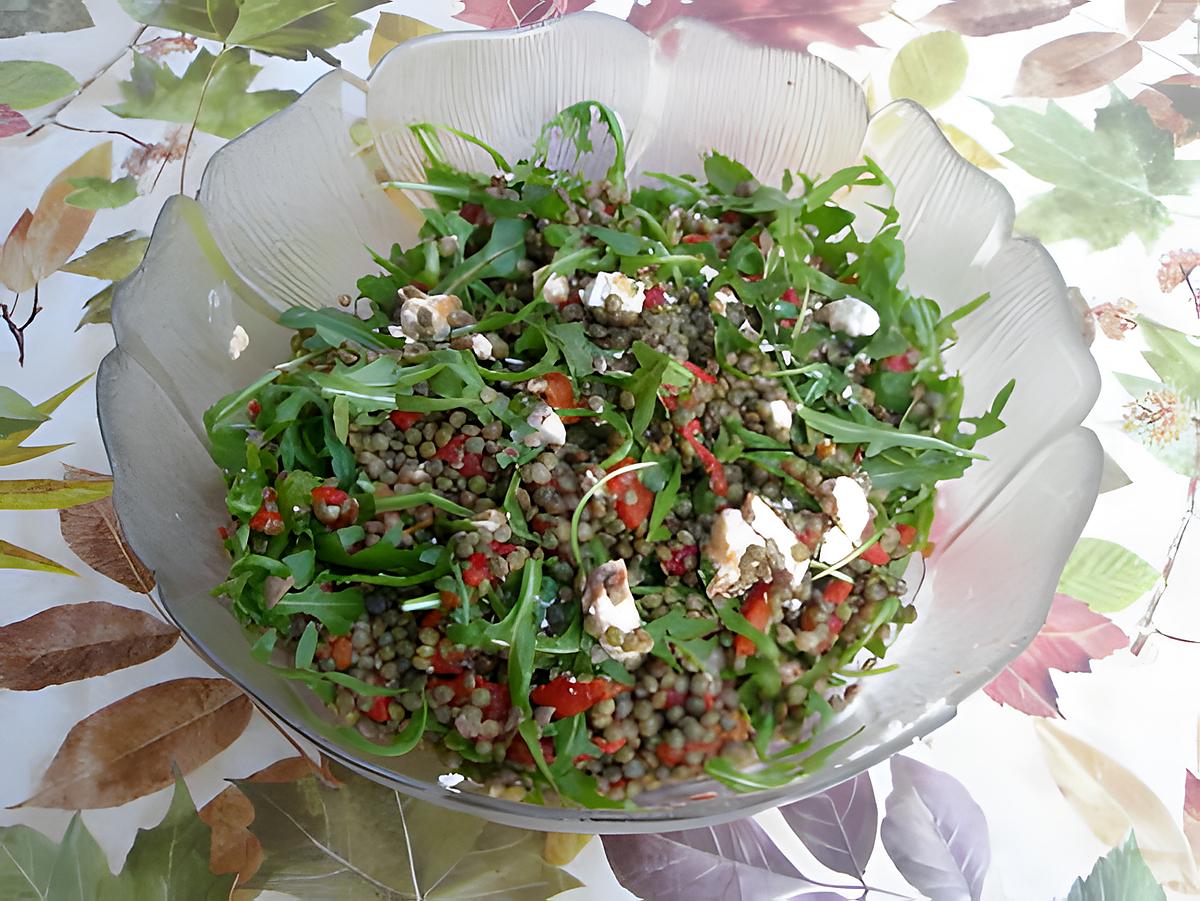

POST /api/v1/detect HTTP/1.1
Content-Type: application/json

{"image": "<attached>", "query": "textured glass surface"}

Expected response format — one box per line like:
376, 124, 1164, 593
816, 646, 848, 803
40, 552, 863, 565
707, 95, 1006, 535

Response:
97, 15, 1101, 833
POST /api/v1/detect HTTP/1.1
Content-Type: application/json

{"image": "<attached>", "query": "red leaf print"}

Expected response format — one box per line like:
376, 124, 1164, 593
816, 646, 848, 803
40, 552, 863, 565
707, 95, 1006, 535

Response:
138, 35, 198, 61
0, 105, 30, 139
627, 0, 890, 51
1185, 770, 1200, 861
1158, 248, 1200, 293
454, 0, 594, 28
983, 594, 1127, 718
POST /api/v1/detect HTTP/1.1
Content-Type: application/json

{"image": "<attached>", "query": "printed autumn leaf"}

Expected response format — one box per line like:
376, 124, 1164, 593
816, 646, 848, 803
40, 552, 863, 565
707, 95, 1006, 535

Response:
228, 0, 387, 62
1127, 0, 1198, 41
0, 104, 30, 138
779, 772, 877, 879
107, 49, 299, 140
0, 60, 78, 110
1036, 720, 1200, 892
879, 756, 990, 901
0, 142, 111, 293
0, 0, 93, 39
0, 539, 76, 576
544, 833, 593, 866
1185, 771, 1200, 860
0, 373, 89, 466
62, 230, 148, 280
0, 477, 112, 510
1091, 299, 1138, 340
15, 677, 251, 809
889, 31, 969, 110
1159, 249, 1200, 292
199, 754, 332, 885
0, 386, 47, 438
64, 175, 138, 210
1065, 833, 1167, 901
454, 0, 594, 28
603, 819, 817, 899
0, 601, 178, 691
923, 0, 1086, 35
0, 776, 233, 900
991, 91, 1200, 250
200, 786, 261, 884
1117, 374, 1198, 475
138, 34, 198, 61
106, 774, 237, 901
1013, 32, 1142, 98
239, 766, 582, 899
984, 594, 1126, 717
939, 121, 1004, 169
1058, 538, 1158, 612
1136, 76, 1200, 146
368, 13, 440, 67
626, 0, 892, 51
58, 465, 155, 591
122, 127, 188, 178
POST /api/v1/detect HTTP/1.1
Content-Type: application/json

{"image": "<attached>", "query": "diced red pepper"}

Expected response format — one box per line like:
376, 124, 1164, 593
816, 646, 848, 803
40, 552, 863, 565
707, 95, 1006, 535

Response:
491, 541, 518, 555
815, 441, 836, 460
683, 361, 717, 384
541, 371, 580, 424
882, 353, 915, 373
607, 457, 654, 531
594, 738, 627, 756
435, 434, 468, 466
603, 203, 617, 216
249, 507, 283, 534
822, 579, 853, 605
781, 287, 800, 306
429, 646, 465, 675
861, 543, 891, 566
460, 202, 484, 224
734, 582, 770, 657
896, 524, 918, 546
680, 233, 709, 244
829, 615, 845, 636
529, 676, 628, 718
799, 527, 822, 549
311, 486, 349, 506
421, 610, 443, 629
643, 285, 667, 308
331, 636, 353, 670
439, 590, 461, 611
216, 525, 229, 541
506, 737, 555, 768
779, 318, 797, 328
530, 515, 554, 534
743, 273, 763, 281
366, 696, 391, 723
720, 210, 741, 223
389, 410, 422, 429
678, 419, 728, 497
247, 399, 261, 419
664, 689, 687, 708
662, 544, 698, 576
458, 452, 486, 479
659, 391, 679, 412
462, 552, 490, 587
656, 738, 722, 767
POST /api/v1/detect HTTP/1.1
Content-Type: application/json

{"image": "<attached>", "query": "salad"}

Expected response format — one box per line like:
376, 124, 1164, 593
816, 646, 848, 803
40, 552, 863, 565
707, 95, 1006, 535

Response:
204, 102, 1012, 807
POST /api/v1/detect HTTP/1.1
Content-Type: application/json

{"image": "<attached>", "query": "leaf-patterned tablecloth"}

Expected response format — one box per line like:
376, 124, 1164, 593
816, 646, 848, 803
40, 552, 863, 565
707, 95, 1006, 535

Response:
0, 1, 1198, 899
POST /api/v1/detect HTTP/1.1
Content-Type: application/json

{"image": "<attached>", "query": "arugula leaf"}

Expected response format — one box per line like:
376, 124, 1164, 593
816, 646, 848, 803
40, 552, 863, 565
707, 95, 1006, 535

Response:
796, 405, 984, 459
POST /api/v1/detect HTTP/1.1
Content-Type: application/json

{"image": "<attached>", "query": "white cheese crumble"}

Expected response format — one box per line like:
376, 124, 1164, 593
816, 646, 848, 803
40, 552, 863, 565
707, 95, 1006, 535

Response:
584, 271, 645, 314
815, 297, 881, 337
818, 476, 873, 564
468, 334, 494, 361
700, 264, 720, 283
542, 273, 570, 307
766, 399, 793, 432
705, 493, 810, 597
525, 403, 566, 447
582, 560, 643, 665
710, 286, 738, 316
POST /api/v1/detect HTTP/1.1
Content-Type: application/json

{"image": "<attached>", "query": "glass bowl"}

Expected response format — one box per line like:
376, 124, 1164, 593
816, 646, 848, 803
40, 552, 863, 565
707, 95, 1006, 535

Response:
96, 12, 1101, 832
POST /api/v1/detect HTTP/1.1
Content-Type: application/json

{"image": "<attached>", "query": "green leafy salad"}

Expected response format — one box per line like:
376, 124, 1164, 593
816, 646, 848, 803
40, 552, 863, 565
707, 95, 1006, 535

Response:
203, 101, 1012, 807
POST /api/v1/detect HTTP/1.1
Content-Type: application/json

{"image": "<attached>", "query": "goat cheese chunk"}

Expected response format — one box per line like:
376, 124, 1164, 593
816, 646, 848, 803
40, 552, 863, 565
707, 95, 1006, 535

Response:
818, 476, 873, 564
584, 271, 646, 314
815, 297, 880, 338
583, 560, 644, 665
